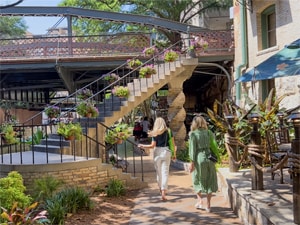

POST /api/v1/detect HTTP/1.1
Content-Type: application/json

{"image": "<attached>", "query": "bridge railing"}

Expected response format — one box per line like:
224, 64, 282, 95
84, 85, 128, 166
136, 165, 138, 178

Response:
0, 32, 151, 58
0, 30, 233, 59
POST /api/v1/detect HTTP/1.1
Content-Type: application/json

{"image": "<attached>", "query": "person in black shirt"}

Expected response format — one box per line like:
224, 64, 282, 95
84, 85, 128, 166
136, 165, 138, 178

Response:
138, 117, 174, 201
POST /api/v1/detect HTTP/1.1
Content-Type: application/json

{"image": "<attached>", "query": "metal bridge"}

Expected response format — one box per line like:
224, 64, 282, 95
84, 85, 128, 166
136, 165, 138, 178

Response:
0, 7, 233, 109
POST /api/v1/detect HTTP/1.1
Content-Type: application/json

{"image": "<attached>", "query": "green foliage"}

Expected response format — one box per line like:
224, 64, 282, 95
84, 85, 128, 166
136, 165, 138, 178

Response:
46, 186, 92, 224
0, 17, 27, 38
105, 123, 131, 145
76, 102, 99, 118
0, 124, 18, 144
163, 50, 179, 62
25, 128, 45, 145
59, 0, 122, 35
105, 178, 126, 197
139, 64, 156, 78
176, 144, 191, 162
32, 176, 64, 203
44, 105, 60, 118
127, 58, 142, 68
112, 86, 130, 98
0, 171, 32, 212
57, 122, 82, 140
1, 202, 49, 225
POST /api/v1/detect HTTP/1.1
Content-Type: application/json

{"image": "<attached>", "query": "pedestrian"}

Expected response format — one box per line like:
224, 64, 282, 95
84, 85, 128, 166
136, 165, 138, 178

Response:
188, 115, 218, 212
141, 116, 149, 139
133, 121, 142, 142
138, 117, 175, 201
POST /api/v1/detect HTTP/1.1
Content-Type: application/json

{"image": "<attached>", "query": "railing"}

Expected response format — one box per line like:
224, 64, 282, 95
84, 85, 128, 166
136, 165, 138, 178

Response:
0, 32, 151, 58
0, 30, 233, 59
0, 40, 186, 182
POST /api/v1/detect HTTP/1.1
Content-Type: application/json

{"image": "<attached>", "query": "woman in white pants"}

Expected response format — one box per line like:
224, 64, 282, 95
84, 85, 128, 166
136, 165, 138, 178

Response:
138, 117, 174, 201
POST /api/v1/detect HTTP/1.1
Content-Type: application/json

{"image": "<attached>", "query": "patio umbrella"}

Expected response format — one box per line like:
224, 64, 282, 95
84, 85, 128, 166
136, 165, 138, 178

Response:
236, 38, 300, 82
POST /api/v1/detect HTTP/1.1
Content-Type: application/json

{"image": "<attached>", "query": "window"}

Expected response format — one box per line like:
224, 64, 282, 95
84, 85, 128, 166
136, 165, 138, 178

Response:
261, 5, 276, 49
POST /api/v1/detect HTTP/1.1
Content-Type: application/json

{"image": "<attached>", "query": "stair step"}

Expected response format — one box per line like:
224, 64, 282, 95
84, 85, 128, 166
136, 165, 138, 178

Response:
40, 139, 70, 147
32, 145, 61, 154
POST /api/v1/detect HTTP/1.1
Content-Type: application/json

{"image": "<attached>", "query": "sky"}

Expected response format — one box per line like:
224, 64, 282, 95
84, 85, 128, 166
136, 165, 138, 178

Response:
19, 0, 67, 35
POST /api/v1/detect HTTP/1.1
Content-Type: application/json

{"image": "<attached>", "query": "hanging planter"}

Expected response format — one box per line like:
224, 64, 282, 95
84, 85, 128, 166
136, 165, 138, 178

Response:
76, 102, 99, 118
44, 105, 60, 118
139, 64, 156, 78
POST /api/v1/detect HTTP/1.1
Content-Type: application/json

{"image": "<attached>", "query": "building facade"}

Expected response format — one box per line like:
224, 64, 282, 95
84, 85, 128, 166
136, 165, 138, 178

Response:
233, 0, 300, 110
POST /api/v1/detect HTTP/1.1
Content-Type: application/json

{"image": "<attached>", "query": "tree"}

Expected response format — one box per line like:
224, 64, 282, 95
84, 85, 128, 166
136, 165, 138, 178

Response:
59, 0, 123, 35
0, 17, 27, 38
60, 0, 232, 42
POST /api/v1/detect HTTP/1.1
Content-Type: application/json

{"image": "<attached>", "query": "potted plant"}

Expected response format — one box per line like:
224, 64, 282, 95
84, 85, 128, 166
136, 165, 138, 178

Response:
104, 73, 120, 84
112, 86, 130, 98
142, 46, 158, 56
190, 36, 209, 54
76, 102, 99, 118
0, 123, 18, 144
77, 88, 93, 100
139, 64, 156, 78
44, 105, 60, 118
164, 50, 179, 62
57, 122, 82, 140
127, 58, 142, 69
105, 123, 131, 145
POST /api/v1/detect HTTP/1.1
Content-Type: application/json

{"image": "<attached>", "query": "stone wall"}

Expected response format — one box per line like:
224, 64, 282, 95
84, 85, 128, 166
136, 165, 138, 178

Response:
0, 159, 147, 193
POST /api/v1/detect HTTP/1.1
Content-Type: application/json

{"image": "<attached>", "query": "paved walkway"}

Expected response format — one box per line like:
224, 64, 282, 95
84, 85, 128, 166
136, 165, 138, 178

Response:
128, 150, 242, 225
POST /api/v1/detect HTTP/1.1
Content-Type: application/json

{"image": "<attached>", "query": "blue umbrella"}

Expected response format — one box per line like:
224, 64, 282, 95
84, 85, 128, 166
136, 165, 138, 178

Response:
236, 39, 300, 82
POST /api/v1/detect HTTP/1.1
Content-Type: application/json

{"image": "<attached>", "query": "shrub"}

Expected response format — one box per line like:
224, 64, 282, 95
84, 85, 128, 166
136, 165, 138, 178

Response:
105, 178, 126, 197
1, 202, 49, 225
0, 171, 32, 211
32, 175, 64, 203
45, 186, 93, 224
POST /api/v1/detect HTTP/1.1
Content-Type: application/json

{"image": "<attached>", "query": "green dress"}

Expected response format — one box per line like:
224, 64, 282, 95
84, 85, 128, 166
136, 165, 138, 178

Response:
189, 129, 218, 194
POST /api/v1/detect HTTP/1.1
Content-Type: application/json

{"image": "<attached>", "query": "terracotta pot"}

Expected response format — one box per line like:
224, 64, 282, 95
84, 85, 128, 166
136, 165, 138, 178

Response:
65, 136, 75, 141
116, 139, 123, 144
85, 113, 92, 118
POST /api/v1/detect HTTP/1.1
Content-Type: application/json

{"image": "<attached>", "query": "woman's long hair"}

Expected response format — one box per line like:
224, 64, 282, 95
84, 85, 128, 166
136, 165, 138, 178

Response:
190, 116, 208, 132
148, 117, 167, 137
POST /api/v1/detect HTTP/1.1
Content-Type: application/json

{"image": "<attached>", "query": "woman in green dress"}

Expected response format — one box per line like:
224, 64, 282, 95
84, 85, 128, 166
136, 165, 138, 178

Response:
188, 115, 218, 212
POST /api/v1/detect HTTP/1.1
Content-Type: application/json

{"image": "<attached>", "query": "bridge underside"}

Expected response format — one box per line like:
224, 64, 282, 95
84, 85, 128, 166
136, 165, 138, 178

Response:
0, 53, 233, 112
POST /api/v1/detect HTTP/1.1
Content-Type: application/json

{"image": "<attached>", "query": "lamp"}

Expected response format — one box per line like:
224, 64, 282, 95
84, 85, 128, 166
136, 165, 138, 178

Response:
277, 112, 285, 127
248, 113, 260, 132
290, 112, 300, 139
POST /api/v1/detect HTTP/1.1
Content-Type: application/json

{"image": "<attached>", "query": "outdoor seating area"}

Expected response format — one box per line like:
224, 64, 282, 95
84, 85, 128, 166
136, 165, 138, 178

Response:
266, 127, 292, 184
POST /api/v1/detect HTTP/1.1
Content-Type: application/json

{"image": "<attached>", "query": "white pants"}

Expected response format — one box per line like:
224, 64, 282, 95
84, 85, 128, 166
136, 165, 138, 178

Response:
153, 147, 171, 191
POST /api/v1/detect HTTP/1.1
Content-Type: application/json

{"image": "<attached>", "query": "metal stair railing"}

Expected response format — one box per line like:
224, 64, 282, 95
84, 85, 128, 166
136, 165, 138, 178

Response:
0, 40, 185, 171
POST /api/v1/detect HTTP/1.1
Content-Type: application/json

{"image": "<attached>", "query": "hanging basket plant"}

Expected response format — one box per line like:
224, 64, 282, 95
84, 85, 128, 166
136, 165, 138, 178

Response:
127, 58, 142, 69
142, 46, 158, 56
164, 50, 179, 62
57, 122, 82, 140
112, 86, 130, 98
44, 105, 60, 118
77, 88, 93, 100
139, 64, 156, 78
76, 102, 99, 118
105, 123, 131, 145
104, 73, 120, 84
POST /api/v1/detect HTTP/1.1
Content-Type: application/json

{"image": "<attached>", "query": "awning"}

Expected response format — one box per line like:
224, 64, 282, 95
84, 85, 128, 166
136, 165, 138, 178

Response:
236, 39, 300, 82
